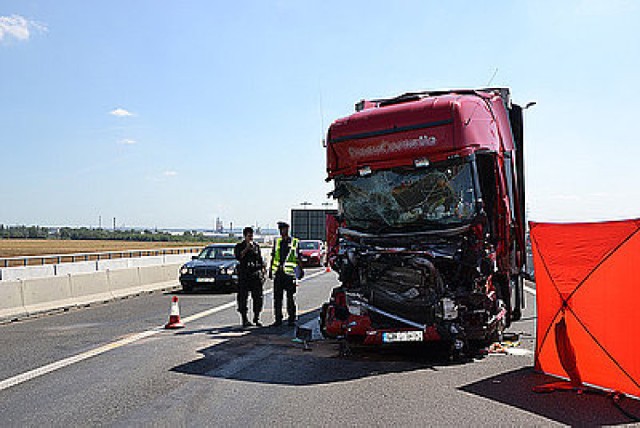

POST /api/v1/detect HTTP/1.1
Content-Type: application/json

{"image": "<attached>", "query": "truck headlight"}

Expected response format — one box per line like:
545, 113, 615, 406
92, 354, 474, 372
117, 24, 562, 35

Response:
311, 252, 319, 257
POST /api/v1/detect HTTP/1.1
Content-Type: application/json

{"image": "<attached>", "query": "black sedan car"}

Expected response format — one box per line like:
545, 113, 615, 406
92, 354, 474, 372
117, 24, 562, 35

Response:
179, 244, 239, 293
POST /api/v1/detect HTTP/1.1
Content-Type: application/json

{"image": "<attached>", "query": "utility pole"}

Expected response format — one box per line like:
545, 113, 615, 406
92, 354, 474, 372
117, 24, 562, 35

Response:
98, 215, 102, 229
113, 217, 116, 231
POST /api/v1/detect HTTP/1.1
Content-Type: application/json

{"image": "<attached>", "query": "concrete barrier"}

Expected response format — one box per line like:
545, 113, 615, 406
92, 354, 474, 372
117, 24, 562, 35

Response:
1, 265, 56, 281
1, 253, 197, 282
164, 253, 192, 264
162, 264, 180, 282
97, 259, 130, 271
106, 267, 142, 299
0, 280, 26, 321
138, 265, 167, 286
0, 263, 185, 322
70, 271, 112, 305
129, 256, 164, 268
56, 261, 98, 276
22, 275, 74, 315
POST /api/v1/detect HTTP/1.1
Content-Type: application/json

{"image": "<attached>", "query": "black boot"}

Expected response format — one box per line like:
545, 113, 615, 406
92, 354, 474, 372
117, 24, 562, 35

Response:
241, 314, 251, 328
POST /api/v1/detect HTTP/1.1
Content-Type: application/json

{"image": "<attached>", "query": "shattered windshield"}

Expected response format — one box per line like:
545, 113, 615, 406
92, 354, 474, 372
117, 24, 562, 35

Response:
335, 161, 477, 231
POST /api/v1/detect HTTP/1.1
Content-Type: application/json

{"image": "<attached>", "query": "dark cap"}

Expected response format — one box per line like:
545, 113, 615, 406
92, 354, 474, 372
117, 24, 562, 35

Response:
277, 221, 289, 229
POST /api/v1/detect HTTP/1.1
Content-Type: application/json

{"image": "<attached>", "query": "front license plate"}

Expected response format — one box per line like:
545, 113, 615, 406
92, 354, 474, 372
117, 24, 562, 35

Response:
382, 331, 423, 343
196, 277, 216, 283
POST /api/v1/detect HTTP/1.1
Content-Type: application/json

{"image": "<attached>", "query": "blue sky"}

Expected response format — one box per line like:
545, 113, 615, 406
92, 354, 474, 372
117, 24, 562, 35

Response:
1, 0, 639, 229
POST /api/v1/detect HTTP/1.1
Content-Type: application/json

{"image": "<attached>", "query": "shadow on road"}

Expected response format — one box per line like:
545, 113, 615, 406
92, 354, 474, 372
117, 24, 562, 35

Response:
459, 367, 640, 426
170, 309, 463, 386
164, 288, 236, 296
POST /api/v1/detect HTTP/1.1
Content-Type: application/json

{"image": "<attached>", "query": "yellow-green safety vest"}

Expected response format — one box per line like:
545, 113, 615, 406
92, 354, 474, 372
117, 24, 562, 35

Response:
271, 237, 299, 275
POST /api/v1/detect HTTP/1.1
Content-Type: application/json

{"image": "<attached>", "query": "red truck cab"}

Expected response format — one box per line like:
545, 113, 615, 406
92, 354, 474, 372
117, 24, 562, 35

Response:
320, 88, 527, 355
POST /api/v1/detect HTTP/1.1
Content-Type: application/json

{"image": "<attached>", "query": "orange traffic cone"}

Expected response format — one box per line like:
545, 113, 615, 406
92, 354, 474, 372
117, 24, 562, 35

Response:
165, 296, 185, 329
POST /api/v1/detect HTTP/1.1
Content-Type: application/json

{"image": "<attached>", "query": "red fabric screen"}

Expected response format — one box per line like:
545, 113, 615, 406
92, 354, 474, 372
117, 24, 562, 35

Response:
530, 219, 640, 397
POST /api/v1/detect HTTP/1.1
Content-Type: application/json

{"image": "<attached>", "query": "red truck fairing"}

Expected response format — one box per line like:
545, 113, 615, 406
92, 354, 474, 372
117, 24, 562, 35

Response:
327, 91, 514, 179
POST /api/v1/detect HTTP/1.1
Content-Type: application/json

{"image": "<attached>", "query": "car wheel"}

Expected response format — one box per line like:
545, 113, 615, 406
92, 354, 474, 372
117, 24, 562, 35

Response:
182, 283, 193, 293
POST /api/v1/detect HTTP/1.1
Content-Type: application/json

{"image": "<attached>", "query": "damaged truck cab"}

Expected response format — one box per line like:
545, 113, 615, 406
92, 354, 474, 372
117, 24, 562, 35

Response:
320, 88, 527, 353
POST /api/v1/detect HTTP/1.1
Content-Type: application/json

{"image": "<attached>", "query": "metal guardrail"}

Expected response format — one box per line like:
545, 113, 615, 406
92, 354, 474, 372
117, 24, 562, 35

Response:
0, 247, 203, 268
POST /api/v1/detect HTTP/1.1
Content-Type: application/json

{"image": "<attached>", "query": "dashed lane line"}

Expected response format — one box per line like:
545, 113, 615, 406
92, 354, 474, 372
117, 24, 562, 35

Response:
0, 269, 328, 393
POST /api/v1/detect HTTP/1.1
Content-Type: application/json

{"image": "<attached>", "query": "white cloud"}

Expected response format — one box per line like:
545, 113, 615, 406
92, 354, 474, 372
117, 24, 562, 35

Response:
118, 138, 137, 145
163, 170, 178, 177
109, 108, 135, 117
0, 15, 47, 42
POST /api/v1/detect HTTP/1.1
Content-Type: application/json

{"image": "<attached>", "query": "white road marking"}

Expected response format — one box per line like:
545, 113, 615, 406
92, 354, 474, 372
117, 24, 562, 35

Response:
523, 284, 537, 296
0, 268, 329, 393
0, 329, 159, 392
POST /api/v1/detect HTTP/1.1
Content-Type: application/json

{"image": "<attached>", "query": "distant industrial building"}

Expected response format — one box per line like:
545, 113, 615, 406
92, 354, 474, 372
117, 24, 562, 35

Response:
290, 208, 338, 242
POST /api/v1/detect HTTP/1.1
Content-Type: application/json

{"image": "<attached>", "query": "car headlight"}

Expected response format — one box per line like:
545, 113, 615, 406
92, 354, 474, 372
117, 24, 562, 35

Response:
180, 267, 188, 275
311, 252, 319, 257
222, 267, 235, 275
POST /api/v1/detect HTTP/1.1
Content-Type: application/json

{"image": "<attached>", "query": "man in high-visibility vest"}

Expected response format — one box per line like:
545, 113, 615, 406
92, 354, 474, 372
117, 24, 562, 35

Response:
269, 221, 302, 326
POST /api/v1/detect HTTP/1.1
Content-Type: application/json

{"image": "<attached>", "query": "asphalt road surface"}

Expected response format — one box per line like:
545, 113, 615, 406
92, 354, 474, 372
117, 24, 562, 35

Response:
1, 269, 639, 426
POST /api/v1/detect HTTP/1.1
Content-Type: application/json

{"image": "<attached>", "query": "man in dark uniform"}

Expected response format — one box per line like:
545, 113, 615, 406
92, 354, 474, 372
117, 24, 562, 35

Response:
269, 221, 302, 327
234, 226, 265, 327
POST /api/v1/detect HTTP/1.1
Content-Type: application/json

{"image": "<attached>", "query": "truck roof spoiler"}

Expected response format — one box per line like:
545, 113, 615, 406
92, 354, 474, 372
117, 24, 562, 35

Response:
355, 87, 512, 112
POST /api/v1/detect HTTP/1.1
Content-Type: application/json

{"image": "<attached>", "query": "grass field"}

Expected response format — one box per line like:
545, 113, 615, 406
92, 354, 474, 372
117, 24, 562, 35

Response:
0, 239, 210, 259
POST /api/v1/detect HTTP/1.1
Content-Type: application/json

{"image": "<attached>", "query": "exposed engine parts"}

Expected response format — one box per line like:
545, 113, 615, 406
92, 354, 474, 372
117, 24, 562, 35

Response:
329, 230, 506, 344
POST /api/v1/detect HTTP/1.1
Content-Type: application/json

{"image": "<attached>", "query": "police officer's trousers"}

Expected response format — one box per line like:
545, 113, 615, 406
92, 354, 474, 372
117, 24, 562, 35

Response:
237, 276, 263, 318
273, 271, 296, 322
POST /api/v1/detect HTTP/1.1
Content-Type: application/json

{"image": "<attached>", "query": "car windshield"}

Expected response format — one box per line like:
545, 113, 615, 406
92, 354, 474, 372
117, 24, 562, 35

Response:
299, 241, 320, 250
334, 160, 477, 231
198, 246, 235, 259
